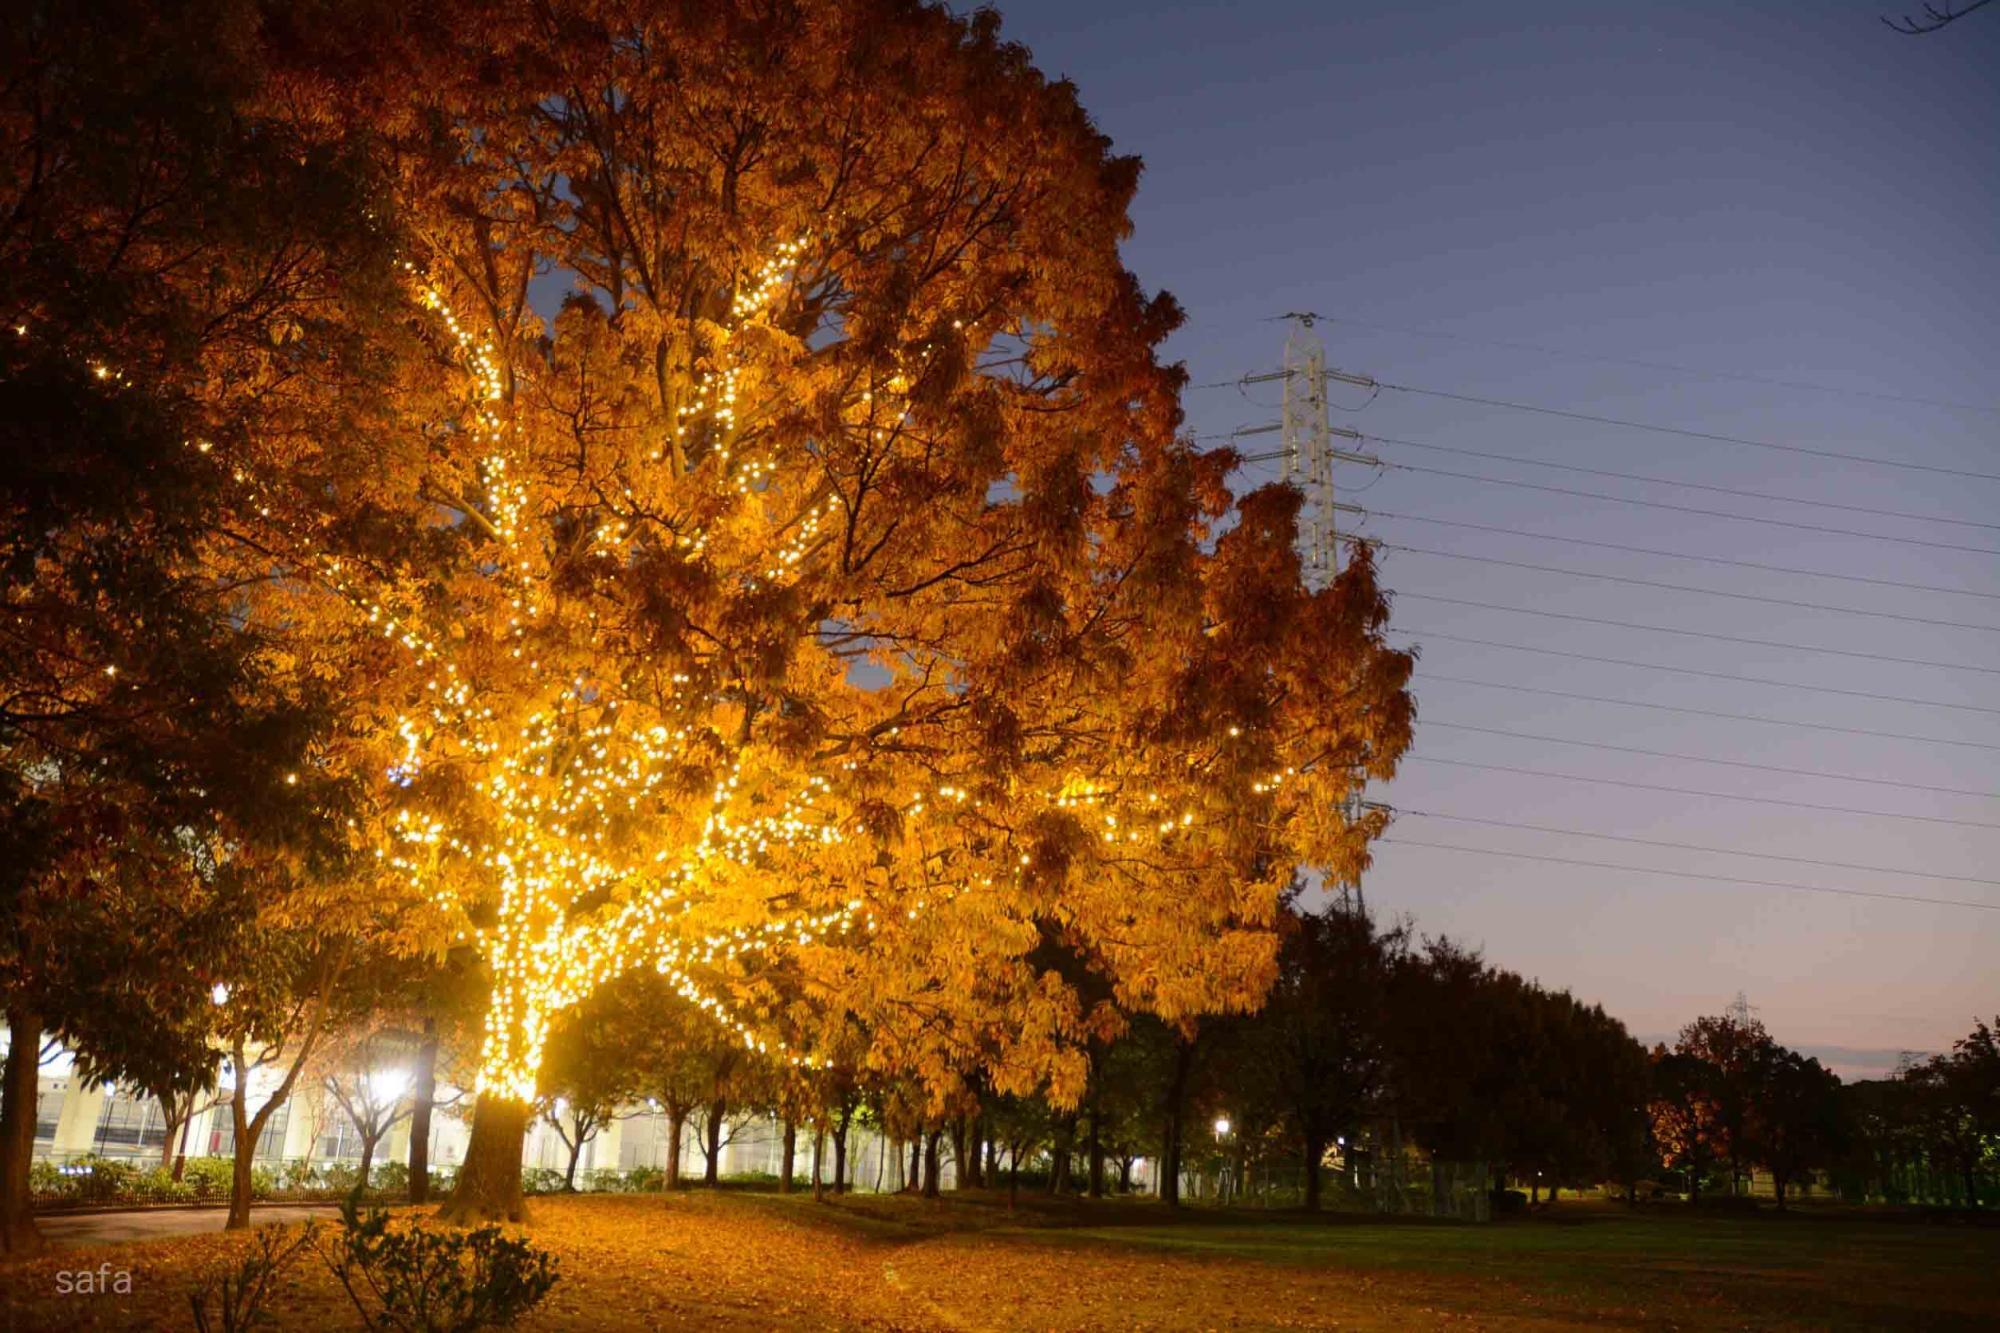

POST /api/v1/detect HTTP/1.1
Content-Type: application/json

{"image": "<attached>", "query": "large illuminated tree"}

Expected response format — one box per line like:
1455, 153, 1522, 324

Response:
314, 0, 1415, 1222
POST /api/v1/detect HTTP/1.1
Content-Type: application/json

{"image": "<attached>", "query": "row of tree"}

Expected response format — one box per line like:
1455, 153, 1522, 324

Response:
523, 898, 1994, 1215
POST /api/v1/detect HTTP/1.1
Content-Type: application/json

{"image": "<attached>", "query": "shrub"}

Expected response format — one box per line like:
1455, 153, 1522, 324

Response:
621, 1165, 664, 1193
1489, 1188, 1529, 1216
190, 1221, 319, 1333
280, 1160, 321, 1191
520, 1167, 567, 1196
371, 1160, 410, 1193
134, 1167, 195, 1204
321, 1162, 362, 1193
249, 1164, 277, 1200
183, 1157, 234, 1199
29, 1160, 65, 1199
320, 1197, 559, 1331
579, 1167, 623, 1193
70, 1156, 139, 1203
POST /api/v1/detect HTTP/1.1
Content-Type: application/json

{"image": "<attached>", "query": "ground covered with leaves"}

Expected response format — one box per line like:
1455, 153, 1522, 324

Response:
3, 1189, 1997, 1330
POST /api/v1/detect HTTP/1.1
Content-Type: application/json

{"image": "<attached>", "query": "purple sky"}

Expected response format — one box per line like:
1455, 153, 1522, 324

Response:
989, 0, 1999, 1078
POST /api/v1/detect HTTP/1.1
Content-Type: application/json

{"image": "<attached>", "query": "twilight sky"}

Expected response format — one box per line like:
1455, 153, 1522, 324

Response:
987, 0, 1999, 1077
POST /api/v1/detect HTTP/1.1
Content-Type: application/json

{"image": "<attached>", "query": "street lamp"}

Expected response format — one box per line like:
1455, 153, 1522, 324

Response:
1212, 1117, 1234, 1205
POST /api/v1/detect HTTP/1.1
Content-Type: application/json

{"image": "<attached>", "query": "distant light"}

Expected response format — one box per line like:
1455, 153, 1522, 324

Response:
1213, 1116, 1231, 1138
368, 1068, 411, 1102
211, 983, 231, 1006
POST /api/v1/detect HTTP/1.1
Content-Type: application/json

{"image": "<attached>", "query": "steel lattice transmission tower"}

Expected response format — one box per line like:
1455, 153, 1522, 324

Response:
1280, 314, 1336, 591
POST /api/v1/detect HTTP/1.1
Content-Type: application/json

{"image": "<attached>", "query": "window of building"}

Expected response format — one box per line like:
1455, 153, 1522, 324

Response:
94, 1093, 168, 1156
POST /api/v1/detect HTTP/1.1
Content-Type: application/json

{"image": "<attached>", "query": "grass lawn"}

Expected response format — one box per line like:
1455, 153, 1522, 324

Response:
2, 1188, 1995, 1330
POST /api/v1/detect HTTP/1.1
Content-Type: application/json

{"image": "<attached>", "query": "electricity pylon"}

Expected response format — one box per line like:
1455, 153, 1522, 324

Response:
1280, 314, 1336, 592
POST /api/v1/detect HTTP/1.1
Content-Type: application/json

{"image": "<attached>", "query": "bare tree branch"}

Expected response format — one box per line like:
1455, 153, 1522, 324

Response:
1883, 0, 1994, 34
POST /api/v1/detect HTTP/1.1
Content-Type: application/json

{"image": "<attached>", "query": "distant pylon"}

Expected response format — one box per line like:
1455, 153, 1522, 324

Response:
1281, 314, 1335, 590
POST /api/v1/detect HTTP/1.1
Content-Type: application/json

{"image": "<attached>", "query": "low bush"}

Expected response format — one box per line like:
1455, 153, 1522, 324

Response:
183, 1157, 234, 1199
132, 1167, 195, 1204
620, 1165, 664, 1193
321, 1196, 559, 1331
1489, 1188, 1529, 1216
521, 1167, 567, 1196
190, 1221, 319, 1332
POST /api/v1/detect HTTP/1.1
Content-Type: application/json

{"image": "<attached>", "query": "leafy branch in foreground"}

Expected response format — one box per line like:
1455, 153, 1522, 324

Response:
189, 1220, 320, 1333
320, 1195, 559, 1332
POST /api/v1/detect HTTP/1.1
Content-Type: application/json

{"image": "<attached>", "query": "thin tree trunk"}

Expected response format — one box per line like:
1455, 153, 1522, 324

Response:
812, 1124, 825, 1202
0, 1009, 45, 1257
779, 1118, 796, 1194
702, 1100, 724, 1186
562, 1125, 583, 1191
1303, 1131, 1325, 1211
359, 1135, 378, 1192
159, 1104, 182, 1175
907, 1137, 922, 1193
922, 1128, 941, 1198
439, 1094, 531, 1224
1160, 1036, 1192, 1207
408, 1018, 437, 1204
171, 1102, 195, 1182
1049, 1118, 1072, 1196
665, 1108, 686, 1189
947, 1117, 965, 1191
225, 1043, 267, 1231
1086, 1092, 1105, 1199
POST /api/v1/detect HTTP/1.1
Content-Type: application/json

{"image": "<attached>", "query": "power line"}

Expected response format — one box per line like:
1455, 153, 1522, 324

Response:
1384, 542, 2000, 636
1422, 719, 2000, 801
1285, 315, 1999, 416
1390, 808, 2000, 888
1400, 628, 2000, 718
1364, 433, 2000, 535
1398, 592, 2000, 679
1375, 381, 2000, 486
1376, 838, 2000, 914
1384, 461, 2000, 558
1402, 755, 2000, 832
1414, 672, 2000, 754
1367, 510, 2000, 606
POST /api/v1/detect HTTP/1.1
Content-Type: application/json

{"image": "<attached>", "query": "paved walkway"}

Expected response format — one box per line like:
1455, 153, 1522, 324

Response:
38, 1203, 340, 1248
